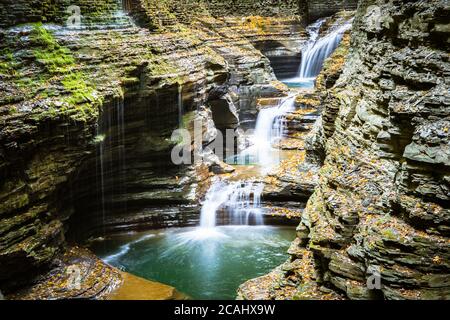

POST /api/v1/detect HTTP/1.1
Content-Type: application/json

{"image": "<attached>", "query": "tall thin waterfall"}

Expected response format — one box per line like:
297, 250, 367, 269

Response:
298, 21, 352, 78
200, 181, 264, 229
284, 19, 352, 87
178, 84, 183, 128
251, 96, 295, 168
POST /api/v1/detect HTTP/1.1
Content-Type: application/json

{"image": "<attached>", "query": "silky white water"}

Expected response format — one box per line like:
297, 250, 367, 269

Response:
196, 18, 357, 237
199, 180, 265, 231
197, 95, 296, 236
284, 19, 352, 88
251, 96, 296, 169
234, 95, 296, 171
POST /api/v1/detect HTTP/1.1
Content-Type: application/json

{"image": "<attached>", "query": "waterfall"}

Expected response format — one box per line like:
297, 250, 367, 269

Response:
96, 127, 106, 232
228, 182, 264, 226
298, 22, 352, 78
116, 98, 127, 213
200, 181, 235, 229
232, 95, 296, 169
178, 84, 183, 128
199, 181, 265, 229
284, 19, 352, 88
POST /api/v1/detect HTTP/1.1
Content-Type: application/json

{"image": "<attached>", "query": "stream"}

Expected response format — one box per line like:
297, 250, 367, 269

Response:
90, 17, 351, 300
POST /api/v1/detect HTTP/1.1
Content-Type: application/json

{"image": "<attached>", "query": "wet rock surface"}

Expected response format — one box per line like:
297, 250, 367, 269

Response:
240, 0, 450, 300
0, 0, 317, 296
5, 246, 184, 300
1, 0, 449, 301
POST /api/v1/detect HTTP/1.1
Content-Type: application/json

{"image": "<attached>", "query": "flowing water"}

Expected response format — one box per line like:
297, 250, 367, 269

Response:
178, 84, 183, 128
91, 92, 296, 299
91, 16, 352, 302
283, 19, 352, 88
91, 226, 295, 299
199, 180, 265, 230
230, 95, 296, 170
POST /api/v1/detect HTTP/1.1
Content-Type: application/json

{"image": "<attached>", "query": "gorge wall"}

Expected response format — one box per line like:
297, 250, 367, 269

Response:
0, 0, 287, 292
0, 0, 359, 28
306, 0, 358, 21
1, 0, 449, 300
239, 0, 450, 300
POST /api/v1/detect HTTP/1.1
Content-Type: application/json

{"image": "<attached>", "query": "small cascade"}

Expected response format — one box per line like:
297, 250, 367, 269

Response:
228, 182, 264, 226
95, 126, 106, 232
199, 180, 265, 230
252, 96, 295, 169
232, 95, 295, 169
178, 84, 183, 128
298, 22, 352, 78
284, 19, 352, 88
200, 181, 236, 229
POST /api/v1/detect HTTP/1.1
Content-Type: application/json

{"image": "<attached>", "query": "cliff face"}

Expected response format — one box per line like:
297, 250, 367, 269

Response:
0, 0, 126, 28
306, 0, 358, 21
1, 0, 322, 293
0, 9, 282, 288
2, 0, 447, 301
239, 0, 450, 300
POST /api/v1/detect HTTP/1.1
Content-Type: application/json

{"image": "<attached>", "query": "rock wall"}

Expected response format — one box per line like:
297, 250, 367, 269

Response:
127, 0, 359, 30
204, 0, 302, 17
307, 0, 358, 21
240, 0, 450, 300
0, 0, 361, 29
0, 0, 124, 28
0, 3, 280, 291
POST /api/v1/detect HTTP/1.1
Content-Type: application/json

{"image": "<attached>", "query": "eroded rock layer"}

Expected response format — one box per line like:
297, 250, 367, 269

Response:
3, 0, 349, 295
0, 9, 283, 289
1, 0, 448, 301
239, 0, 450, 300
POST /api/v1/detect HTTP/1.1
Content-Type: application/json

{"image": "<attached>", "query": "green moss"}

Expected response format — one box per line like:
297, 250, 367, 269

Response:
31, 23, 75, 74
61, 72, 95, 103
121, 77, 140, 86
381, 228, 400, 240
0, 49, 19, 76
0, 193, 29, 213
33, 49, 75, 74
146, 55, 179, 76
23, 23, 103, 121
30, 23, 57, 47
8, 106, 18, 115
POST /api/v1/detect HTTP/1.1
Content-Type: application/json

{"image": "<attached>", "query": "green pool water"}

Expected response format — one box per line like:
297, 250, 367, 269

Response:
90, 226, 295, 300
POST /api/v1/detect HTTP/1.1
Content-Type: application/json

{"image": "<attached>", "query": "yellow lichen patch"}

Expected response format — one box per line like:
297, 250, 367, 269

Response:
275, 137, 305, 150
267, 206, 302, 219
432, 256, 442, 265
295, 96, 321, 108
272, 150, 306, 178
270, 80, 289, 92
235, 16, 281, 34
256, 97, 285, 109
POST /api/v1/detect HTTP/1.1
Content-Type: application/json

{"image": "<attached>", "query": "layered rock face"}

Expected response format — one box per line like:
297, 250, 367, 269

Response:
306, 0, 358, 21
0, 0, 297, 292
0, 0, 126, 28
239, 0, 450, 300
0, 10, 281, 286
3, 0, 447, 302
